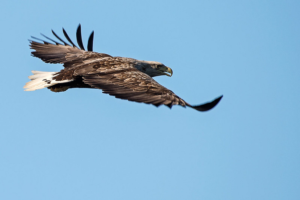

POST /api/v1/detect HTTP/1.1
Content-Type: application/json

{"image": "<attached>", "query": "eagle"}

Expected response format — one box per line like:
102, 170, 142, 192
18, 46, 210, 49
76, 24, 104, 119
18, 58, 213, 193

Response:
24, 24, 223, 112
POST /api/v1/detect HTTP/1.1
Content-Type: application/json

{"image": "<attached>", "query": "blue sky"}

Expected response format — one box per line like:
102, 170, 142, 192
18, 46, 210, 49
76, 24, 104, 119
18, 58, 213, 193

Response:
1, 0, 299, 199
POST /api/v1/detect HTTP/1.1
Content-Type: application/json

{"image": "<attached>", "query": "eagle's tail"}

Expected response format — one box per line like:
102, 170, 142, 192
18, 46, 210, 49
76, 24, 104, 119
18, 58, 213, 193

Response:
24, 71, 72, 91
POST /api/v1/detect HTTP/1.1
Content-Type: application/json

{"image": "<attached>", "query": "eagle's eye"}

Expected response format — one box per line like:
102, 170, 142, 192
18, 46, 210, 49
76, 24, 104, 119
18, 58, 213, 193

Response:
157, 64, 164, 68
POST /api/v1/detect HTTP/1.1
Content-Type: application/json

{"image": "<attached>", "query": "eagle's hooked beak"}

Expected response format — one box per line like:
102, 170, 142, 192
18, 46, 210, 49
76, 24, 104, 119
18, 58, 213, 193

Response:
164, 67, 173, 77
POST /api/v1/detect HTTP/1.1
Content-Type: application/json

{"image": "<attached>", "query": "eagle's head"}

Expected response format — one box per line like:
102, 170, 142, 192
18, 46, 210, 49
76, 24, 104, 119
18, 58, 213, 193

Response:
137, 61, 173, 77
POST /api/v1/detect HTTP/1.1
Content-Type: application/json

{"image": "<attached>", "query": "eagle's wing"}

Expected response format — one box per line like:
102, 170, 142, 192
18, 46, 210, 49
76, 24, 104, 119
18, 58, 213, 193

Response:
82, 67, 222, 112
29, 24, 111, 68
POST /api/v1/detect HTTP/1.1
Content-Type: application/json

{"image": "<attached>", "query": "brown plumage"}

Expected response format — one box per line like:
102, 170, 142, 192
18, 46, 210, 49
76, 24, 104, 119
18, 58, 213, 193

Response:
24, 24, 223, 112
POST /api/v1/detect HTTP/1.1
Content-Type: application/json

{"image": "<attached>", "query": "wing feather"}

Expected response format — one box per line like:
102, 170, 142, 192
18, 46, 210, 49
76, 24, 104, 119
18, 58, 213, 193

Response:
62, 28, 77, 48
76, 24, 85, 50
87, 31, 94, 51
41, 33, 62, 45
30, 36, 51, 44
30, 26, 112, 68
52, 30, 70, 46
189, 95, 223, 111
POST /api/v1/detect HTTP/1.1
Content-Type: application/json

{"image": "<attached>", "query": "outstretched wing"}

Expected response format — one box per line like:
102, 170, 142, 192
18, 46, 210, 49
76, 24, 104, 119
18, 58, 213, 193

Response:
82, 67, 222, 111
29, 24, 111, 69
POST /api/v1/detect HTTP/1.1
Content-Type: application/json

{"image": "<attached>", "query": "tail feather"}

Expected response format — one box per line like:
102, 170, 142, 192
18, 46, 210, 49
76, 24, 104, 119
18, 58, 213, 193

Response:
24, 71, 72, 91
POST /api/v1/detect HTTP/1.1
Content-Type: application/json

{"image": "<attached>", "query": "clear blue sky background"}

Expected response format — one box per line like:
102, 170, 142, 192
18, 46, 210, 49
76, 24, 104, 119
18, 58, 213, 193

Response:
1, 0, 299, 199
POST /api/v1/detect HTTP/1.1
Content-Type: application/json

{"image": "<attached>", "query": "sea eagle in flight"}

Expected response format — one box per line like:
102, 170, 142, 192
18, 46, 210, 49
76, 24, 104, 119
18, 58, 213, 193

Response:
24, 24, 223, 112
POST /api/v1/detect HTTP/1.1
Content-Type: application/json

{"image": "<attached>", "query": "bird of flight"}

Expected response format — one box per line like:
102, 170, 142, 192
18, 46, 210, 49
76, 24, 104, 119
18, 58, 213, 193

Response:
24, 24, 223, 112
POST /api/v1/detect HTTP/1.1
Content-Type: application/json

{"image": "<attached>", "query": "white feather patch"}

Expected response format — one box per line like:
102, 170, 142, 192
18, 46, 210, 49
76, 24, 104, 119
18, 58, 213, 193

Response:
24, 71, 73, 91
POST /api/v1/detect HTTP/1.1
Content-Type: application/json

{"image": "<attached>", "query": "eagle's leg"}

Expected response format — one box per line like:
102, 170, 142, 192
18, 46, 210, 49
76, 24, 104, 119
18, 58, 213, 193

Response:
48, 85, 70, 92
47, 77, 93, 92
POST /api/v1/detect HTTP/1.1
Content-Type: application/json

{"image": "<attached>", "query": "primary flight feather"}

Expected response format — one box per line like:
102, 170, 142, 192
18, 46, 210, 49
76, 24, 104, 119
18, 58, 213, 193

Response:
24, 24, 223, 112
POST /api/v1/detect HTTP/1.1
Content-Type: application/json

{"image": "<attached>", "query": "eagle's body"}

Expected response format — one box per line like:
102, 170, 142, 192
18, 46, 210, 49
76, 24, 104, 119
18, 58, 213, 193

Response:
24, 25, 222, 112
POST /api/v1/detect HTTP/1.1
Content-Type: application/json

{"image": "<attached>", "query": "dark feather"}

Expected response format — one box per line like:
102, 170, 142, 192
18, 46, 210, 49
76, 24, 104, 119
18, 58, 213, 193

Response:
76, 24, 85, 50
189, 95, 223, 111
87, 31, 94, 51
52, 30, 70, 46
30, 36, 51, 44
40, 33, 62, 45
63, 28, 77, 48
166, 104, 173, 109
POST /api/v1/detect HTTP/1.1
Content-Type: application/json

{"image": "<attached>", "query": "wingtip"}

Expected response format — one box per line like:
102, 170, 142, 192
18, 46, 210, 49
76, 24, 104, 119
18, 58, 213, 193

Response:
190, 95, 223, 112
